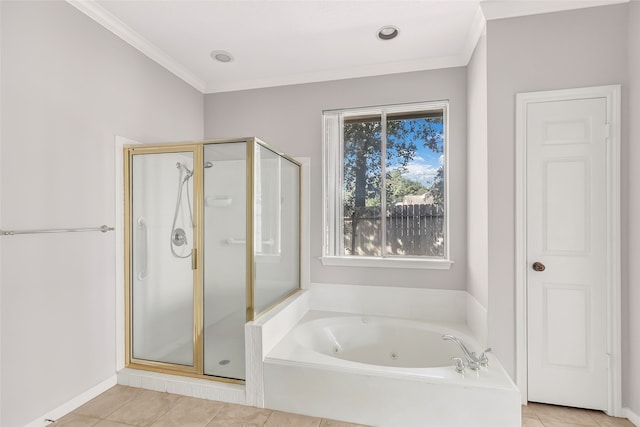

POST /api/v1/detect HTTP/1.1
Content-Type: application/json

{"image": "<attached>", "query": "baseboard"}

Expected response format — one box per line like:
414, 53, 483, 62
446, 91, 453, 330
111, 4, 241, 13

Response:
25, 375, 117, 427
623, 407, 640, 427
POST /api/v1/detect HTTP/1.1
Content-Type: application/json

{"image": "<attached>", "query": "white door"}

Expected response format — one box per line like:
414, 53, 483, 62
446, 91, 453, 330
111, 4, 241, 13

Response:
526, 97, 609, 410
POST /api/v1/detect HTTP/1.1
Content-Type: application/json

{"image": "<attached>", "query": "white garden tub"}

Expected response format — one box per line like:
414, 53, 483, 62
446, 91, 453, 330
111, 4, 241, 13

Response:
264, 311, 520, 427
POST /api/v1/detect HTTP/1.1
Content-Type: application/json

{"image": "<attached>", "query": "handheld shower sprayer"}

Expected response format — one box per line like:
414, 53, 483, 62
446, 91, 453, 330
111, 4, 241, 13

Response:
170, 160, 213, 259
171, 161, 194, 258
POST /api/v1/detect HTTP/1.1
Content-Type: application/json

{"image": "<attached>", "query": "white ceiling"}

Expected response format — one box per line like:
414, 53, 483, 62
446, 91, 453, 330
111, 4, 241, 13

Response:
67, 0, 627, 94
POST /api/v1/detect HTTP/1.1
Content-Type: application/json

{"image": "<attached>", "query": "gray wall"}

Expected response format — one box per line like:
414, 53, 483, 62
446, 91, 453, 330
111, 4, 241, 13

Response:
0, 2, 203, 426
626, 1, 640, 417
205, 68, 467, 290
486, 4, 629, 380
466, 29, 488, 310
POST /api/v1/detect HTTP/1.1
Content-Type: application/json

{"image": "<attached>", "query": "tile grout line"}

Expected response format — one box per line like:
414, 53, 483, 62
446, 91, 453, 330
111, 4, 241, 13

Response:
587, 412, 602, 427
102, 387, 142, 422
263, 410, 274, 426
72, 386, 142, 423
149, 394, 185, 426
207, 401, 229, 423
204, 400, 226, 426
105, 389, 182, 427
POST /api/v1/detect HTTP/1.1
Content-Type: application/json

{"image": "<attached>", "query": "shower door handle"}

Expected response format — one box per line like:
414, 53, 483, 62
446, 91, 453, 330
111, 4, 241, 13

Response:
136, 217, 148, 280
192, 248, 197, 270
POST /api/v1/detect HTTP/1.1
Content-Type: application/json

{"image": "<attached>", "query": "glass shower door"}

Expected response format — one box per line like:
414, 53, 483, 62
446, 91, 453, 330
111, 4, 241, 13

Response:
127, 147, 202, 372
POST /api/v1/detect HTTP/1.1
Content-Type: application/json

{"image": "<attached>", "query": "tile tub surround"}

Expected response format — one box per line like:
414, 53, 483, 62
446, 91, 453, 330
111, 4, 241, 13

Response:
52, 385, 370, 427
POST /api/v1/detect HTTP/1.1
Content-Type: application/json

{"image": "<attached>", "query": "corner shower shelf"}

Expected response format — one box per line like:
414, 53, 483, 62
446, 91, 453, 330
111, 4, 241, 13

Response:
206, 196, 232, 207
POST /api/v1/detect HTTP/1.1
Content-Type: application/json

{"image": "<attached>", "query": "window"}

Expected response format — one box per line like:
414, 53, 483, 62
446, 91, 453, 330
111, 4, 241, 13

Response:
322, 101, 451, 269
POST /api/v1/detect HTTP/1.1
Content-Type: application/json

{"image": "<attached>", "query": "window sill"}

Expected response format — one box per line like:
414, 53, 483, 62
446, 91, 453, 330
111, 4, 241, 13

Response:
319, 256, 454, 270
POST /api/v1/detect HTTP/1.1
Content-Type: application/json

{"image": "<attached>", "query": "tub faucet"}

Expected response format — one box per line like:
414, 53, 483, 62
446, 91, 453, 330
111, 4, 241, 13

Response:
442, 335, 491, 370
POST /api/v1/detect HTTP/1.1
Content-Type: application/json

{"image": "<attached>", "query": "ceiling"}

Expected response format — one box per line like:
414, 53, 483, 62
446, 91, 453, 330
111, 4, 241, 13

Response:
67, 0, 627, 94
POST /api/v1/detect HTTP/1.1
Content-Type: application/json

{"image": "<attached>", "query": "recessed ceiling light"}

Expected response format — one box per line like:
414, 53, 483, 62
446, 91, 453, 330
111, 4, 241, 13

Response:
377, 25, 399, 41
210, 50, 233, 63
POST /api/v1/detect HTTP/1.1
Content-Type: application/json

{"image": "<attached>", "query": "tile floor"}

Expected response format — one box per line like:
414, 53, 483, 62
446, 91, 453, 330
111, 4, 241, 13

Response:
50, 385, 368, 427
51, 385, 636, 427
522, 402, 635, 427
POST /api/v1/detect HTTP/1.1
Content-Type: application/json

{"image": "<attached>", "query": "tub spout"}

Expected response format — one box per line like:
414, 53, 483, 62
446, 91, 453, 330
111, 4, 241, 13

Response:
442, 334, 482, 370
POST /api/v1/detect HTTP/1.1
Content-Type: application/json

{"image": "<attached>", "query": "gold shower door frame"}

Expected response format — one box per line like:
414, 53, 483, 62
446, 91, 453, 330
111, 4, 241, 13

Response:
123, 138, 301, 383
124, 143, 208, 380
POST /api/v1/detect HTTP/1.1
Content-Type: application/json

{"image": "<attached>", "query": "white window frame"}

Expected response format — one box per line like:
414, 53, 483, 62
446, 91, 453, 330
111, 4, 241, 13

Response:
321, 101, 453, 270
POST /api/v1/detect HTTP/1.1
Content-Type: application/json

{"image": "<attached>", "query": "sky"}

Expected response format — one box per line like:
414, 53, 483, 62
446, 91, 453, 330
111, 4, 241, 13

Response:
387, 119, 444, 187
401, 152, 443, 186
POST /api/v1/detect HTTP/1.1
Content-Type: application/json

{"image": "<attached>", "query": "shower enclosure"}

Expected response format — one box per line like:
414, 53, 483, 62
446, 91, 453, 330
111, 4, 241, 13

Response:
124, 138, 301, 382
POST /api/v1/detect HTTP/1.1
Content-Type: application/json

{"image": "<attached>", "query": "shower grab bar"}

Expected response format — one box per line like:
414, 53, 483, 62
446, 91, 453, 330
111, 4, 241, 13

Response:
136, 218, 148, 280
0, 224, 114, 236
226, 238, 247, 245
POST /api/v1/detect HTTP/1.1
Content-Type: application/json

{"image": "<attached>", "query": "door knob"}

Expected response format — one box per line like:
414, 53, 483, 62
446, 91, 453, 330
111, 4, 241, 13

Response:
532, 261, 546, 272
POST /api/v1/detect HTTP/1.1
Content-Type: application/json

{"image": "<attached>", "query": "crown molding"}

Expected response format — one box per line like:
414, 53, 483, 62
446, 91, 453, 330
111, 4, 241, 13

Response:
65, 0, 483, 95
480, 0, 628, 21
65, 0, 206, 93
65, 1, 625, 95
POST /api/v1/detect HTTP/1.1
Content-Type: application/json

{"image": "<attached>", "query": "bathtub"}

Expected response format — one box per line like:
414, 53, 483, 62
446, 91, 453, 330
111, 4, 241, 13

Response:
263, 311, 521, 427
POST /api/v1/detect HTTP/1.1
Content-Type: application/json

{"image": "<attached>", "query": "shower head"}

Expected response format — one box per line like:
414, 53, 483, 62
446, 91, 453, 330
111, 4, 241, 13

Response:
176, 162, 212, 174
176, 162, 193, 177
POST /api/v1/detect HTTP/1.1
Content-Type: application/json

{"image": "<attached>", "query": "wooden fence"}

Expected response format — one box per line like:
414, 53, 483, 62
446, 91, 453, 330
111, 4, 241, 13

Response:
344, 205, 444, 257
